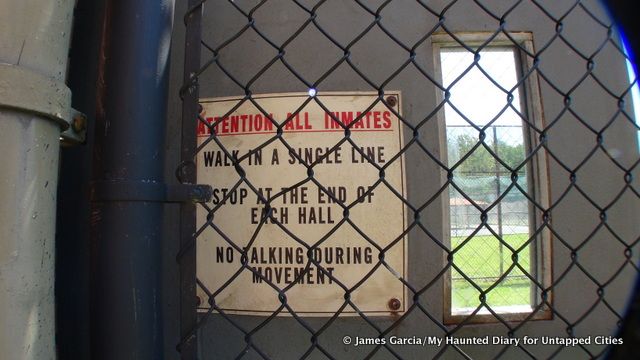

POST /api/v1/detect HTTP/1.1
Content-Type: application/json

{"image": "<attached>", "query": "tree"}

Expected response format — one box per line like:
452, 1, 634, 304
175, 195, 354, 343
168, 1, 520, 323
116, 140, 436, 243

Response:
450, 131, 525, 174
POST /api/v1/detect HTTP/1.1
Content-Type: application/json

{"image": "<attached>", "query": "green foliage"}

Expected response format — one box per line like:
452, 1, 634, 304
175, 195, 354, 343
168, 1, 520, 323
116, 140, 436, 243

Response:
451, 132, 526, 173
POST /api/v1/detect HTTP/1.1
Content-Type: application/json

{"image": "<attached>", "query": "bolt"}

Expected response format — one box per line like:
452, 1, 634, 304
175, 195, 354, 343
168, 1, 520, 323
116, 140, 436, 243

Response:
386, 95, 397, 107
388, 298, 401, 311
72, 114, 87, 133
191, 187, 203, 201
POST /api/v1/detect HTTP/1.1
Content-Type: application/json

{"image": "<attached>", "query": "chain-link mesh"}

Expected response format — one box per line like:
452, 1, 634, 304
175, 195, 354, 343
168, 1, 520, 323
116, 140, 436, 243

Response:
177, 0, 640, 358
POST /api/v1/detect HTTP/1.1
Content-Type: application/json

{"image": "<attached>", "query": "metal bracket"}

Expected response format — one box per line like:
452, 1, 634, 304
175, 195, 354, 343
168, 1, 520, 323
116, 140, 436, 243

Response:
0, 63, 87, 146
91, 181, 212, 203
60, 109, 88, 146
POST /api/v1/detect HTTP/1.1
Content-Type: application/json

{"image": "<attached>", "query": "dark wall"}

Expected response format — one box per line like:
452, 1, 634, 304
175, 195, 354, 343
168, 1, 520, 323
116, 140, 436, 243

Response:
55, 0, 104, 358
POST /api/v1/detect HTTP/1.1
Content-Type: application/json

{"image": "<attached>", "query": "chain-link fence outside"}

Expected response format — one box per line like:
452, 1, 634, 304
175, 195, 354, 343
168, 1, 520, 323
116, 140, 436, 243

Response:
448, 124, 532, 310
176, 0, 640, 358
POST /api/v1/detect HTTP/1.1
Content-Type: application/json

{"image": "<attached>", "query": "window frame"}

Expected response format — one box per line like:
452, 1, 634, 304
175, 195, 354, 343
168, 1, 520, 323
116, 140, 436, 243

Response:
432, 32, 553, 324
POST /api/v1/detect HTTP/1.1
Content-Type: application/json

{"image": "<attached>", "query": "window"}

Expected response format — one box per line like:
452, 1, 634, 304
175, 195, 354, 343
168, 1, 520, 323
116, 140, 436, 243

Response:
433, 33, 552, 323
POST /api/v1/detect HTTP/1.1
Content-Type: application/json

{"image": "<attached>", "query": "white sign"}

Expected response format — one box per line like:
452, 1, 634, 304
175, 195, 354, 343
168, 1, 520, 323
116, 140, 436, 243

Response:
196, 92, 407, 316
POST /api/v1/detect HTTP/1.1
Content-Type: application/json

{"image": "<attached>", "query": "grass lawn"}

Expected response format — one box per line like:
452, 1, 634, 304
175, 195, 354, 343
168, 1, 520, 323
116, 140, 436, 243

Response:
451, 233, 532, 309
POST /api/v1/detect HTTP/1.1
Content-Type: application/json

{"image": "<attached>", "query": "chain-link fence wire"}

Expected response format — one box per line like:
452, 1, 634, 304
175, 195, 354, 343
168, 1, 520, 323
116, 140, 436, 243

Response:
176, 0, 640, 358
